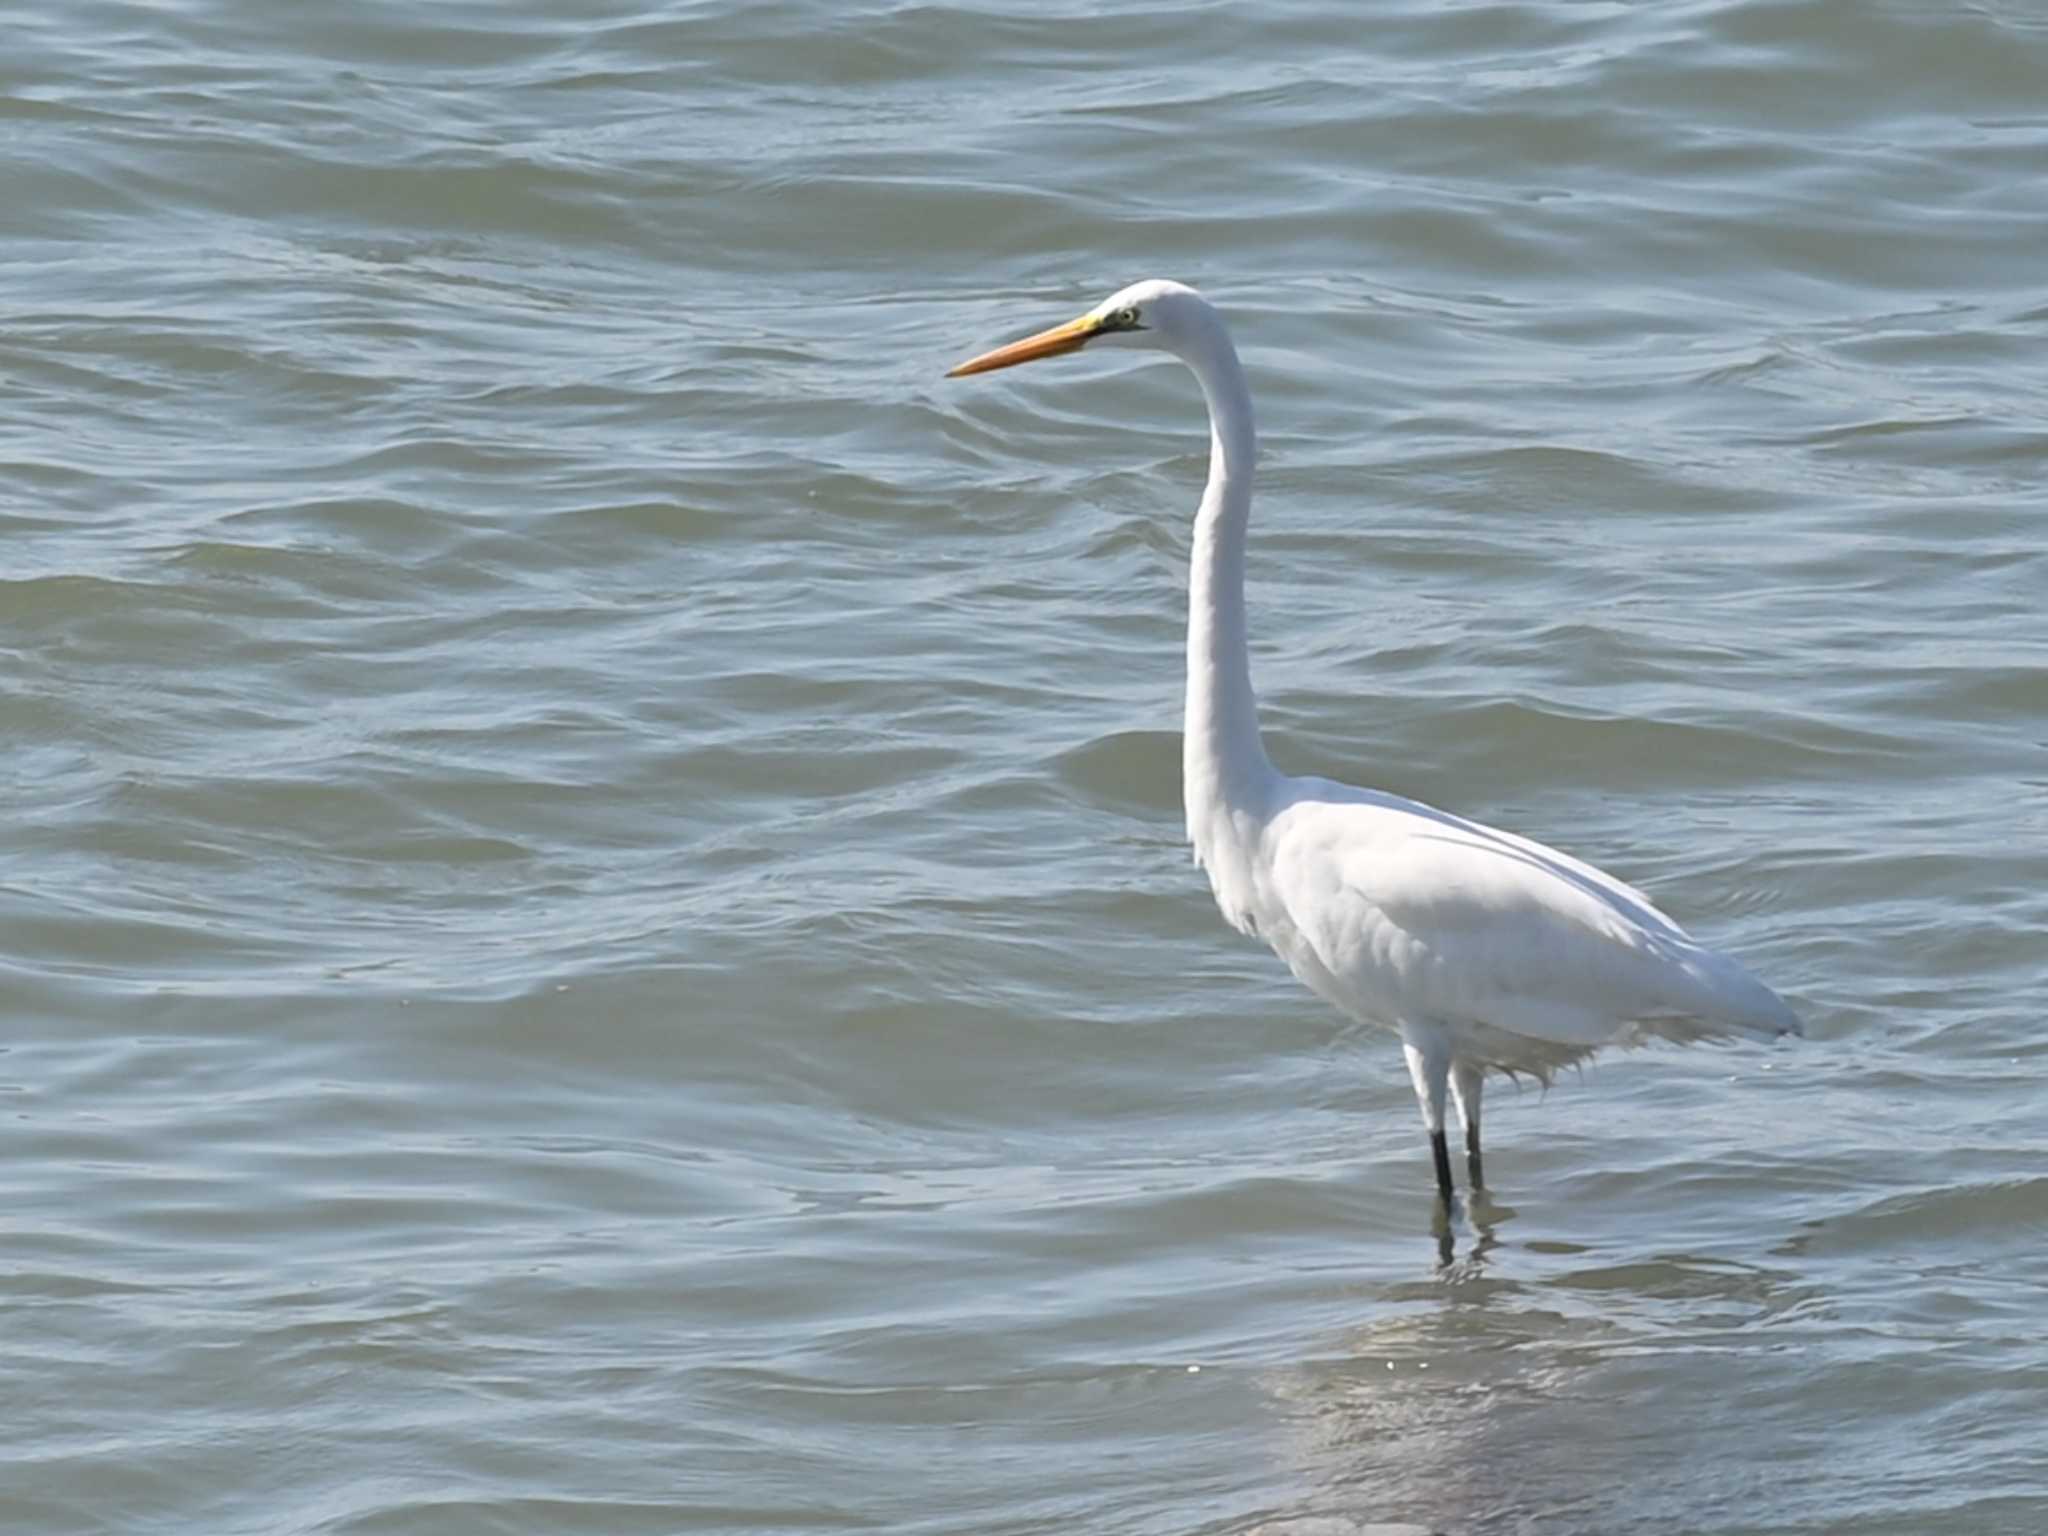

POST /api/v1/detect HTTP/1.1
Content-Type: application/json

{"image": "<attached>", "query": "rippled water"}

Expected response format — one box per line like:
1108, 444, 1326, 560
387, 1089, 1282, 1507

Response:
4, 2, 2047, 1532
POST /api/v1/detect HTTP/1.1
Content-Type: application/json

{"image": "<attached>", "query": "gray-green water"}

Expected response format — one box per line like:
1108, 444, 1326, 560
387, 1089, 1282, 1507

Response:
5, 3, 2047, 1532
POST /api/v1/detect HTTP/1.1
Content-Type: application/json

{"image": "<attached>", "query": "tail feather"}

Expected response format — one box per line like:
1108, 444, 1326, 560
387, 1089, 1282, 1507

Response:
1655, 943, 1803, 1042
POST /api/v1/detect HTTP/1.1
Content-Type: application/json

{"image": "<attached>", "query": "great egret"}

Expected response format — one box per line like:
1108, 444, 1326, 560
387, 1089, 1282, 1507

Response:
948, 280, 1801, 1208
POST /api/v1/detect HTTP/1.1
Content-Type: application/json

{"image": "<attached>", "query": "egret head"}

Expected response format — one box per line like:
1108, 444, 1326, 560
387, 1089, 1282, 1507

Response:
946, 279, 1210, 377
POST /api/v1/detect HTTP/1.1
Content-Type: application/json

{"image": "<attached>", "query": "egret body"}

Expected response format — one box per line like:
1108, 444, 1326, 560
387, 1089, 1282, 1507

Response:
948, 280, 1800, 1207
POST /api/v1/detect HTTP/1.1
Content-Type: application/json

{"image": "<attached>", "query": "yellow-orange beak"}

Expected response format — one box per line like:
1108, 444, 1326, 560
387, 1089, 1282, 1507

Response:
947, 312, 1103, 378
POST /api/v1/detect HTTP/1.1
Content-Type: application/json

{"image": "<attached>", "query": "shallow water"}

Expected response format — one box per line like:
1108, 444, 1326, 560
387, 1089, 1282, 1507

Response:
3, 2, 2046, 1532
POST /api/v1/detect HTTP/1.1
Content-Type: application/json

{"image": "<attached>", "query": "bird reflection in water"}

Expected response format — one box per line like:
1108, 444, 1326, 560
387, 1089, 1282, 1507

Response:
1432, 1188, 1511, 1273
1254, 1219, 1814, 1535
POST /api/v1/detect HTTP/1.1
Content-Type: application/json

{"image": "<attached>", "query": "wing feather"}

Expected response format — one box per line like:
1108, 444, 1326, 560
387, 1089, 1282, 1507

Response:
1264, 782, 1798, 1053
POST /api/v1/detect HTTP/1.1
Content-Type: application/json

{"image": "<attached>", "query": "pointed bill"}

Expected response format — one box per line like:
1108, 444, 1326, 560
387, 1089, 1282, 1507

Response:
947, 312, 1102, 377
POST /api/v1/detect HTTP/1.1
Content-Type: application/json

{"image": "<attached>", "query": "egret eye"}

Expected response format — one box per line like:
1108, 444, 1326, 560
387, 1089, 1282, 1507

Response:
1116, 306, 1141, 328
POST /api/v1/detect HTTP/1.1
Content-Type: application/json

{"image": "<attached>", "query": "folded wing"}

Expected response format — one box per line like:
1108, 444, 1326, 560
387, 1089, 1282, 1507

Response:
1266, 784, 1800, 1058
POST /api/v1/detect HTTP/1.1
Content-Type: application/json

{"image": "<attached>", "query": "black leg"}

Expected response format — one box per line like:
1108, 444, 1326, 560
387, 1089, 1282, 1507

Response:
1466, 1122, 1484, 1191
1430, 1128, 1454, 1206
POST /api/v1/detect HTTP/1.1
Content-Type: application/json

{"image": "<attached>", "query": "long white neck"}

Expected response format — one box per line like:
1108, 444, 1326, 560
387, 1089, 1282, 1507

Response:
1179, 313, 1279, 867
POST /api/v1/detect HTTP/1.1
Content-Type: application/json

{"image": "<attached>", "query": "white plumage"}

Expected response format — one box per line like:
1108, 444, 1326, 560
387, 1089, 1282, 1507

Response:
950, 279, 1800, 1205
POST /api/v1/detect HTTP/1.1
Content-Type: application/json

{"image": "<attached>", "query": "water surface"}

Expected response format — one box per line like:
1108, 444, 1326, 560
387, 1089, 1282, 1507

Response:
4, 2, 2047, 1532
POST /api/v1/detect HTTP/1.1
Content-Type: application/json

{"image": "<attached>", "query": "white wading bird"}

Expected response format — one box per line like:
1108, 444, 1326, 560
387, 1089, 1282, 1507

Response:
949, 280, 1801, 1208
